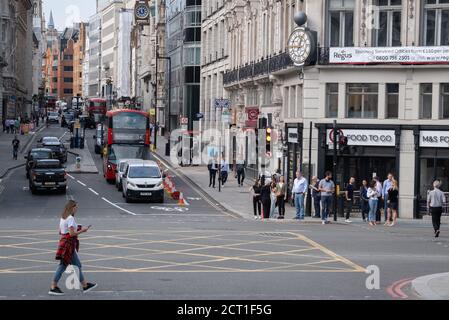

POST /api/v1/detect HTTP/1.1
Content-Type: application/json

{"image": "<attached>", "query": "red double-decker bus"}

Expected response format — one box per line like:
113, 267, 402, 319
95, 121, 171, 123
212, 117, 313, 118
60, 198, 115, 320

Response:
102, 109, 151, 183
86, 98, 107, 123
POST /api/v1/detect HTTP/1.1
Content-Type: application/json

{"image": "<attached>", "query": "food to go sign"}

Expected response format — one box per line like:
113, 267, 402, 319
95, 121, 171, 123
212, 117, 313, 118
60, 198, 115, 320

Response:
326, 129, 396, 147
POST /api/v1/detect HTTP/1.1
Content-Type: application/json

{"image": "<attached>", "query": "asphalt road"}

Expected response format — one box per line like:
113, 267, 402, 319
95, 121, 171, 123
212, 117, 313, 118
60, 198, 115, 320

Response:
0, 124, 448, 300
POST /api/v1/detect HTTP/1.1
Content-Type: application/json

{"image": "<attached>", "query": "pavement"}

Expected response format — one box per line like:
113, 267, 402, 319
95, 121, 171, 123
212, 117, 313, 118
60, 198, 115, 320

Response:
66, 146, 99, 174
0, 124, 46, 179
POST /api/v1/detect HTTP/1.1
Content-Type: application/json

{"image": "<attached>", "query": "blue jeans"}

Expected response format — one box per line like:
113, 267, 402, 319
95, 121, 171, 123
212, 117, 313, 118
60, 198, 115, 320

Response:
294, 194, 305, 219
369, 199, 378, 222
321, 196, 332, 221
53, 251, 85, 284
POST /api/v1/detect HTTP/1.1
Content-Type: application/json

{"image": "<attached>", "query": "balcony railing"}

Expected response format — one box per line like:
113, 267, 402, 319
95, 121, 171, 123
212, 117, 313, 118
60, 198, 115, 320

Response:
223, 51, 293, 86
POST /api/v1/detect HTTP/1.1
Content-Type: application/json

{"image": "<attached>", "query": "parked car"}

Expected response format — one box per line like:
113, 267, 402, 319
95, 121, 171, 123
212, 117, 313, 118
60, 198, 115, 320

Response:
25, 148, 53, 179
42, 141, 68, 163
47, 112, 59, 123
115, 159, 141, 191
29, 159, 67, 194
121, 160, 165, 203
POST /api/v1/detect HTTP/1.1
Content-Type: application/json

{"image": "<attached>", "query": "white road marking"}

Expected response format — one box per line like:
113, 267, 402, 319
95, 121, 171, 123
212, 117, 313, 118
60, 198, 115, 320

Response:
101, 197, 137, 216
67, 174, 75, 180
186, 197, 202, 201
23, 187, 29, 191
88, 188, 99, 196
77, 180, 86, 186
150, 206, 189, 212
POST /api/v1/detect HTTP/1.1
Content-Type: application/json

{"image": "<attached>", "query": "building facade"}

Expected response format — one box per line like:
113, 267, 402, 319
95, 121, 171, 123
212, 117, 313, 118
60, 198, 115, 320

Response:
1, 0, 34, 124
73, 22, 88, 98
166, 0, 202, 137
86, 13, 102, 98
222, 0, 449, 219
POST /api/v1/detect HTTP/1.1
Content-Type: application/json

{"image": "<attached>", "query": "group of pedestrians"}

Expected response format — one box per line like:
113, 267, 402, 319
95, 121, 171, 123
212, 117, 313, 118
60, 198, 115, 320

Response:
2, 118, 21, 134
250, 174, 287, 220
207, 157, 231, 188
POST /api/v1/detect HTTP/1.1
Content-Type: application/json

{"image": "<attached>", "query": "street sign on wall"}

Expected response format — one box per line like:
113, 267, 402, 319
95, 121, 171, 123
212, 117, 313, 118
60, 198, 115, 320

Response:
214, 99, 231, 109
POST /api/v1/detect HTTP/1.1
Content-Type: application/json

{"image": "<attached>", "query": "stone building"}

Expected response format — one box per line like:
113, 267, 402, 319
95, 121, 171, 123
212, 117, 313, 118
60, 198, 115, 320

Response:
221, 0, 449, 219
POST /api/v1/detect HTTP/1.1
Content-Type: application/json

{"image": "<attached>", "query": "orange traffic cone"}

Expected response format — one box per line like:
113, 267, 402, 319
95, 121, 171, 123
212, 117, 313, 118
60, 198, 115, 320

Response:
178, 192, 188, 206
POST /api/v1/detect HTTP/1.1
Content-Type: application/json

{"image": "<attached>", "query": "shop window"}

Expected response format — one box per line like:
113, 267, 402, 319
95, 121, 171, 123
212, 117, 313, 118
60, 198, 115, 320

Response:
420, 158, 449, 198
326, 83, 339, 118
372, 0, 402, 47
327, 0, 355, 47
263, 84, 273, 106
423, 0, 449, 46
346, 83, 378, 119
440, 83, 449, 118
386, 83, 399, 119
420, 83, 433, 119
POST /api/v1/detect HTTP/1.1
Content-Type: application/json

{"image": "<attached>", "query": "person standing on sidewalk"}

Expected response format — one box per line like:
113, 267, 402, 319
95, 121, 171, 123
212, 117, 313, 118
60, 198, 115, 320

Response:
345, 177, 355, 223
374, 177, 383, 223
292, 171, 308, 220
260, 179, 272, 220
360, 180, 369, 222
236, 158, 246, 187
382, 173, 394, 224
276, 176, 287, 219
269, 178, 278, 218
318, 171, 335, 225
12, 135, 20, 160
250, 179, 262, 219
427, 180, 446, 238
367, 180, 380, 227
310, 176, 321, 218
208, 157, 218, 188
387, 179, 399, 227
49, 200, 97, 296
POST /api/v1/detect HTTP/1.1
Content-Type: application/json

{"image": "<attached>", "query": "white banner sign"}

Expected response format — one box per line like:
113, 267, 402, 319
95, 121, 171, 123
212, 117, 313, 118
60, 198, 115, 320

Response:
330, 47, 449, 64
326, 129, 396, 147
420, 131, 449, 148
288, 128, 298, 143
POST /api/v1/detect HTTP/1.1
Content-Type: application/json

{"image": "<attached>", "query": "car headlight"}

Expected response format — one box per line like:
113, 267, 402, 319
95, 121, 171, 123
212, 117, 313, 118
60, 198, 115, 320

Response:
156, 182, 164, 189
128, 182, 137, 188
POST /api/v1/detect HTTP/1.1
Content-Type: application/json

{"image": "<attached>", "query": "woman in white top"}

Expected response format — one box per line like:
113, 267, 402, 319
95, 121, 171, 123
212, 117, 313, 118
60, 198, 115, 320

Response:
367, 180, 380, 227
49, 200, 97, 296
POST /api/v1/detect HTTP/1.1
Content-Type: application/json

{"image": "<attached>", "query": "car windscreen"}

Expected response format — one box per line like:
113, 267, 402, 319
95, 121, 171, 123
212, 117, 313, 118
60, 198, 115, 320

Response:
109, 145, 149, 161
44, 145, 62, 152
112, 113, 147, 130
48, 113, 58, 117
30, 151, 52, 159
128, 166, 161, 179
43, 137, 59, 143
35, 162, 61, 169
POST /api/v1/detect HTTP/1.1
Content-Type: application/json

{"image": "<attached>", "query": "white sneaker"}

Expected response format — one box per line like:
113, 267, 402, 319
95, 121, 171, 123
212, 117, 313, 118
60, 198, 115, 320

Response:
345, 219, 352, 223
322, 221, 326, 225
254, 216, 258, 220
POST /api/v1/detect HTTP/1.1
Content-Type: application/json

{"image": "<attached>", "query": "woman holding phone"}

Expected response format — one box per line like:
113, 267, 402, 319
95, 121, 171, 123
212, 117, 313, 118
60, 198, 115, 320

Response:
49, 200, 97, 296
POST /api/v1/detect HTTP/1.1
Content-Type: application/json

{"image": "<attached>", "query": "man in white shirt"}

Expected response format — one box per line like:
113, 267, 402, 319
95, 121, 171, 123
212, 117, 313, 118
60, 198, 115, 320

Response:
291, 171, 308, 220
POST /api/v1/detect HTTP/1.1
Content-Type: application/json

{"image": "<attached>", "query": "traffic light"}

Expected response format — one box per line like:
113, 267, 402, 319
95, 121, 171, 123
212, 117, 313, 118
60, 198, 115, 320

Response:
266, 127, 272, 154
338, 135, 349, 154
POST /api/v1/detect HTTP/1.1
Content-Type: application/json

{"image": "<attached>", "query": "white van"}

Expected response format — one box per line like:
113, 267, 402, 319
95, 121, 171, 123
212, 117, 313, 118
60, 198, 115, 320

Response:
122, 160, 164, 203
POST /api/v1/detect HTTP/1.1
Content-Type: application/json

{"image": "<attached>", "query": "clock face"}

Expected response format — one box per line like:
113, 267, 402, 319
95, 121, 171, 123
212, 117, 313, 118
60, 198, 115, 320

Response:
135, 4, 150, 19
287, 28, 312, 66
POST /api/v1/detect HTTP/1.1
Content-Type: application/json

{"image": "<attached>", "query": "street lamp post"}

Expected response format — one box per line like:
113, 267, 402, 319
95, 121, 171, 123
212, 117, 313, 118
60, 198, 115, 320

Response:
333, 120, 338, 222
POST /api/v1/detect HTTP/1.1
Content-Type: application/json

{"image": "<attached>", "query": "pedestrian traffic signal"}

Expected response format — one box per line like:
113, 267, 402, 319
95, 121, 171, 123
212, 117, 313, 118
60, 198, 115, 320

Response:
266, 127, 272, 153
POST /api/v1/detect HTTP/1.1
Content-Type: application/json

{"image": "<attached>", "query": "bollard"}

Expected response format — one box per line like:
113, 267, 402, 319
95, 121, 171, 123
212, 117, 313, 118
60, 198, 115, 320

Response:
76, 156, 81, 170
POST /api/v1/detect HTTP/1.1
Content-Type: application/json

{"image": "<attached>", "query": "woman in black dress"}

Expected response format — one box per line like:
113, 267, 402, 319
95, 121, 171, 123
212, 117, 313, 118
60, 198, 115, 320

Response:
250, 180, 262, 219
387, 179, 399, 227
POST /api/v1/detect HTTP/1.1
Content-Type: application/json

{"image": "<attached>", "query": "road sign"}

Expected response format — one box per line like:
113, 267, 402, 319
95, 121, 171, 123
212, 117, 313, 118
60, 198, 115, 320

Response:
195, 113, 204, 119
329, 128, 344, 143
149, 109, 156, 116
214, 99, 231, 109
180, 117, 188, 125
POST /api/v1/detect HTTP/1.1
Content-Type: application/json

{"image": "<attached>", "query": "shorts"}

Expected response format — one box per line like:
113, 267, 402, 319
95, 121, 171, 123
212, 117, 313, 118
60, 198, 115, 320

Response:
388, 202, 398, 210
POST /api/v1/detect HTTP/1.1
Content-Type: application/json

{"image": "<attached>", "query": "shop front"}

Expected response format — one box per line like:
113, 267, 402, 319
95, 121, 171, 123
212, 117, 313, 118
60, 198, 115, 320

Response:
316, 124, 400, 202
415, 128, 449, 217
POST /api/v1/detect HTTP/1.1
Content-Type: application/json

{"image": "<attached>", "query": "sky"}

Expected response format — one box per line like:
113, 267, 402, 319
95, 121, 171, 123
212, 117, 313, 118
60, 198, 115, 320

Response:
43, 0, 97, 30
